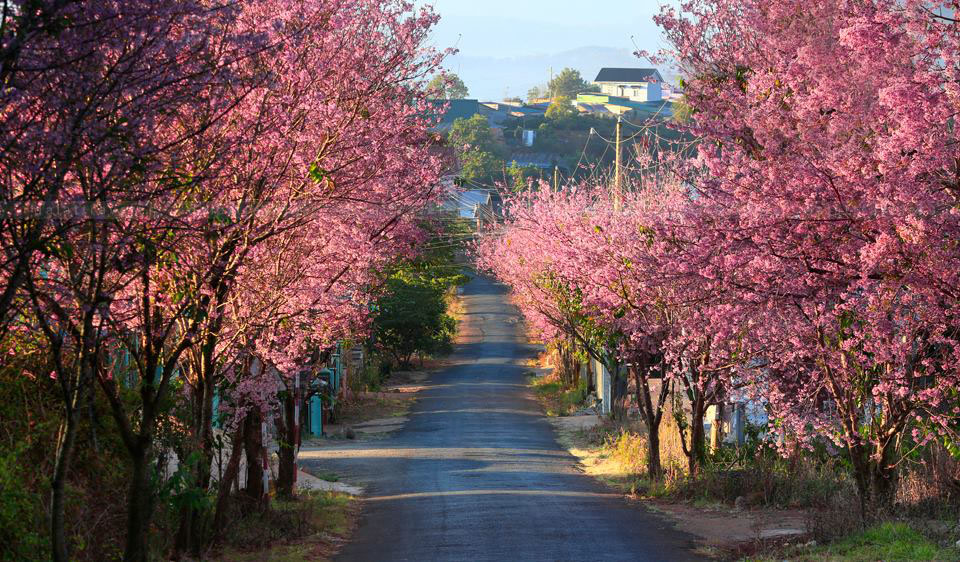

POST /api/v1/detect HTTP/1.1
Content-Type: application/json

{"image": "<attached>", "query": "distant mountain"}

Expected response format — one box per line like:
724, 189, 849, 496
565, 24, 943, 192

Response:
444, 46, 669, 102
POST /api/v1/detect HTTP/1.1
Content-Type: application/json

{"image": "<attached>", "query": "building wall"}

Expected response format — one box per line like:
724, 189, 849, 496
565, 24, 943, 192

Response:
597, 82, 662, 103
639, 82, 662, 102
599, 83, 619, 97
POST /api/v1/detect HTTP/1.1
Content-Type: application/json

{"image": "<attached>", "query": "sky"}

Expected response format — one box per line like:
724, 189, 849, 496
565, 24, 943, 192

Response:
417, 0, 676, 100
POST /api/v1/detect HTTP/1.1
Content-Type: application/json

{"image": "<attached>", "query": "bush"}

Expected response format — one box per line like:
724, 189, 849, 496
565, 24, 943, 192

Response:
373, 272, 458, 367
0, 362, 133, 561
0, 445, 47, 560
216, 491, 353, 556
606, 430, 647, 476
347, 350, 391, 393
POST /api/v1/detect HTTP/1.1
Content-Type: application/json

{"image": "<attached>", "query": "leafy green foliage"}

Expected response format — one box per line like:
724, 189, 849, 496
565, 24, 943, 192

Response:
547, 68, 597, 98
811, 522, 957, 561
0, 444, 48, 561
545, 95, 577, 125
506, 162, 539, 192
373, 274, 457, 367
372, 220, 470, 367
426, 72, 469, 99
448, 114, 504, 183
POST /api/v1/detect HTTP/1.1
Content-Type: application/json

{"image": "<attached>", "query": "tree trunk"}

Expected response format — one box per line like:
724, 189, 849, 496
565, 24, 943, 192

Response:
51, 410, 80, 562
123, 445, 155, 562
243, 410, 265, 504
174, 360, 217, 557
213, 422, 246, 540
632, 359, 669, 480
687, 396, 707, 476
850, 440, 897, 519
275, 391, 297, 498
647, 423, 662, 480
610, 368, 628, 420
48, 320, 97, 561
586, 360, 595, 394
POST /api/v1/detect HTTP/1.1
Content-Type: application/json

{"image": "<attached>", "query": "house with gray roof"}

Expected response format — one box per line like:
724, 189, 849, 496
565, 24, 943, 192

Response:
593, 68, 665, 103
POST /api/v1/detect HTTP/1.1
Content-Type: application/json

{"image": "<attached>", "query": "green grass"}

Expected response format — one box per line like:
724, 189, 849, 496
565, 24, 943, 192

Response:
530, 373, 588, 416
312, 471, 340, 483
749, 522, 960, 561
814, 522, 959, 562
532, 379, 561, 395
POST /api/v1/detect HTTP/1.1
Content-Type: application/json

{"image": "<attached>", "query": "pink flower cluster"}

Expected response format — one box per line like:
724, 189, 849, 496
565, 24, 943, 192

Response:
1, 0, 446, 434
480, 0, 960, 492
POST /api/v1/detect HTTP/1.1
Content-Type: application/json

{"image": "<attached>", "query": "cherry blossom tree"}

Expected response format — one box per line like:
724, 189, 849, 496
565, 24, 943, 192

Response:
109, 1, 443, 556
1, 2, 238, 559
474, 187, 629, 408
653, 0, 960, 508
482, 180, 713, 476
3, 0, 446, 558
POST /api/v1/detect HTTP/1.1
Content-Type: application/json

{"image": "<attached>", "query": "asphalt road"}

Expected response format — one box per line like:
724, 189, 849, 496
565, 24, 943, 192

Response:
302, 275, 699, 562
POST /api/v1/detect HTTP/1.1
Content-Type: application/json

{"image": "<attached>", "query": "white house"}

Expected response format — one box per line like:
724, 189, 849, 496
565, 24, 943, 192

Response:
593, 68, 665, 103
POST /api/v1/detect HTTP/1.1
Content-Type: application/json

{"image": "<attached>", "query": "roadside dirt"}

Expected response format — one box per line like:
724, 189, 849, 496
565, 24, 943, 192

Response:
316, 368, 436, 441
547, 414, 808, 559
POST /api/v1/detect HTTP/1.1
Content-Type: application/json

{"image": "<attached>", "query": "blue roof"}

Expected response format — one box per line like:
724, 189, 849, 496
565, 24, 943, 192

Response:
429, 99, 481, 128
457, 189, 492, 218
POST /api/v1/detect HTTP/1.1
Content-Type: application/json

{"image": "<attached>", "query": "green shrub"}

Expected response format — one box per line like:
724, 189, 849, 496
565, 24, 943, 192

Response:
0, 445, 47, 560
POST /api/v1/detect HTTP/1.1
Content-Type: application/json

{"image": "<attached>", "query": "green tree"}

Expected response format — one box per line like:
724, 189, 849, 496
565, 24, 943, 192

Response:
373, 274, 456, 368
372, 221, 470, 367
448, 114, 503, 182
427, 72, 469, 99
545, 95, 577, 123
507, 161, 538, 192
527, 85, 545, 101
547, 68, 595, 98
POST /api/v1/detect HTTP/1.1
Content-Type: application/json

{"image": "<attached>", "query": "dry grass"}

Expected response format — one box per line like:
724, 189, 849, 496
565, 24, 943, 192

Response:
445, 286, 465, 318
560, 406, 690, 490
338, 395, 414, 424
549, 416, 685, 495
529, 370, 588, 417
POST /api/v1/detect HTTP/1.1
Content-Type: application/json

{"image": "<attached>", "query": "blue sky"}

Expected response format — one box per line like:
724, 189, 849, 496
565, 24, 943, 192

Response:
421, 0, 669, 58
418, 1, 675, 100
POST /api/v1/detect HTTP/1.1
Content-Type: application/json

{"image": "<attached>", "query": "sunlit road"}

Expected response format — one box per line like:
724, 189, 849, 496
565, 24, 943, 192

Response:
302, 275, 697, 561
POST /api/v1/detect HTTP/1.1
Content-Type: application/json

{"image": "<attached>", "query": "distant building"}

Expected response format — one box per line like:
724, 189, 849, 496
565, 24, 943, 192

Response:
575, 93, 674, 119
593, 68, 664, 103
508, 153, 562, 171
479, 102, 545, 129
428, 177, 495, 227
522, 130, 535, 147
428, 99, 482, 131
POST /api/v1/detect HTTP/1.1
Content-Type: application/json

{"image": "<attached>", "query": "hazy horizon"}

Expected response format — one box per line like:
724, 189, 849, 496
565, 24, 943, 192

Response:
419, 0, 677, 101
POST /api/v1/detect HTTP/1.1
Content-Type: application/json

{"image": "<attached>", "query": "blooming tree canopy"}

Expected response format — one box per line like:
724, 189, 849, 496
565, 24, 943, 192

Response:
651, 0, 960, 503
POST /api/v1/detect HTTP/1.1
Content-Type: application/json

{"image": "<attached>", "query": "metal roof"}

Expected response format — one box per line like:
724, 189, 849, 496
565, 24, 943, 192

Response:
594, 68, 663, 83
428, 99, 481, 130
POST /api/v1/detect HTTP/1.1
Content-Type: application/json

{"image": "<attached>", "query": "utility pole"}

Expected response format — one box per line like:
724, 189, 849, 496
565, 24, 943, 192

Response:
614, 115, 622, 211
553, 165, 559, 192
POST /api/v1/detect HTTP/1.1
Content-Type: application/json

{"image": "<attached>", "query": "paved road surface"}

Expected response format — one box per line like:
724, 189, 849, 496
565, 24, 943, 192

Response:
302, 275, 698, 561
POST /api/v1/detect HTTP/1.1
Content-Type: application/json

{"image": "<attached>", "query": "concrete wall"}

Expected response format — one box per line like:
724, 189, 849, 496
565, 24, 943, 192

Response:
598, 82, 662, 103
591, 356, 612, 415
